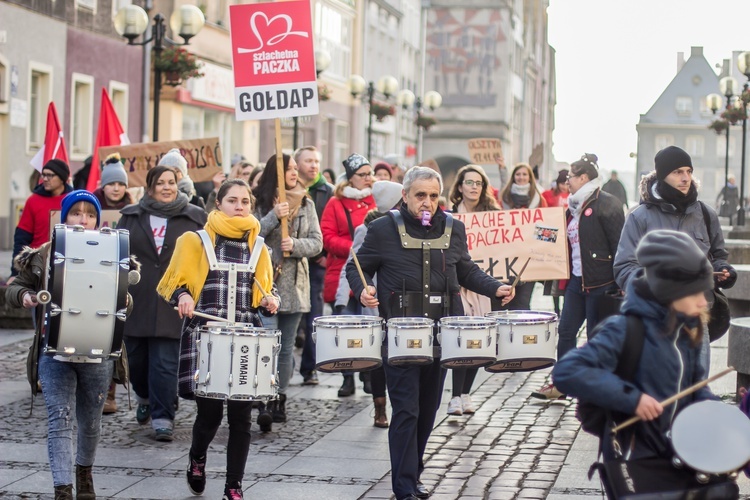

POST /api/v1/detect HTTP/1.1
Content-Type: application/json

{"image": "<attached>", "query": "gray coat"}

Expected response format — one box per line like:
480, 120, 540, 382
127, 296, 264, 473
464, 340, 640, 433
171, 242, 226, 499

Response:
613, 171, 731, 290
256, 198, 323, 313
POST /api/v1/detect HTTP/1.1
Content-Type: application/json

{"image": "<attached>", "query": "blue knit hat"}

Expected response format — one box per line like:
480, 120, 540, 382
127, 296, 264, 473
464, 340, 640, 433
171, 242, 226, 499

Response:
61, 190, 102, 227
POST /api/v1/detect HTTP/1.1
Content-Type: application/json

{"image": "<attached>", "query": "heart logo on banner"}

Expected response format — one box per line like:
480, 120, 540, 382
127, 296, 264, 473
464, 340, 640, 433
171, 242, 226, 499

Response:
237, 12, 309, 54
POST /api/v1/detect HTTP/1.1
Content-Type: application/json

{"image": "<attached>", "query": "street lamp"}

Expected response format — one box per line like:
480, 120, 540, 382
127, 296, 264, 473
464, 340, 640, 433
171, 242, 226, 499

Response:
397, 89, 442, 161
707, 75, 738, 222
114, 4, 205, 142
292, 50, 331, 150
349, 74, 399, 160
736, 52, 750, 225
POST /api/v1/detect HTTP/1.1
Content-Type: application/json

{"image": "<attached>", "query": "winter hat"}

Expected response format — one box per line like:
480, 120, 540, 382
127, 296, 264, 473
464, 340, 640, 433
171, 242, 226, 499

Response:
374, 162, 393, 179
43, 159, 70, 183
555, 169, 569, 186
61, 189, 102, 227
636, 229, 713, 304
654, 146, 692, 181
158, 148, 189, 177
372, 181, 403, 212
343, 153, 370, 180
100, 153, 129, 187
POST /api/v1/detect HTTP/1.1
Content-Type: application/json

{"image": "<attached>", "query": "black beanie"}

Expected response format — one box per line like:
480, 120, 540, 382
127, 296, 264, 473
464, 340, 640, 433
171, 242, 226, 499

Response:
636, 229, 713, 304
342, 153, 370, 180
654, 146, 692, 180
43, 159, 70, 183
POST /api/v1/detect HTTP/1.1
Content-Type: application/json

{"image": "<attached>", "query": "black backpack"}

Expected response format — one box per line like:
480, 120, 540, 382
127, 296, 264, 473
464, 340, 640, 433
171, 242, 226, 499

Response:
576, 314, 645, 436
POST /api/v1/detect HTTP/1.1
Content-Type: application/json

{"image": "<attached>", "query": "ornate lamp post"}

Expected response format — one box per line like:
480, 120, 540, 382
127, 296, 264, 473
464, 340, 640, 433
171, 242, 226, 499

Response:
349, 74, 399, 159
397, 89, 442, 162
707, 75, 738, 213
736, 53, 750, 225
292, 50, 331, 150
114, 4, 205, 142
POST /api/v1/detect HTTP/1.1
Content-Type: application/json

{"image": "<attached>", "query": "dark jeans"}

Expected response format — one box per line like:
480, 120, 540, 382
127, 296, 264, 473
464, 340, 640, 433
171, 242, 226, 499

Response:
557, 275, 611, 361
384, 357, 447, 499
301, 262, 325, 376
124, 336, 179, 430
191, 397, 253, 484
451, 367, 478, 397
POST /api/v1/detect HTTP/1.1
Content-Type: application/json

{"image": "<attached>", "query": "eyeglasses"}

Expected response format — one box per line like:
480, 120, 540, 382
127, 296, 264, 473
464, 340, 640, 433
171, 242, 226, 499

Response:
353, 171, 374, 178
566, 173, 580, 181
463, 179, 485, 187
40, 173, 57, 180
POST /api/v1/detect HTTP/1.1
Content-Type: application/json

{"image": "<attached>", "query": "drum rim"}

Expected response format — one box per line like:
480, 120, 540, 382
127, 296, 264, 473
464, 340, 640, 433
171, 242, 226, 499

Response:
387, 317, 435, 327
313, 315, 383, 328
201, 327, 281, 337
485, 310, 558, 324
439, 315, 497, 328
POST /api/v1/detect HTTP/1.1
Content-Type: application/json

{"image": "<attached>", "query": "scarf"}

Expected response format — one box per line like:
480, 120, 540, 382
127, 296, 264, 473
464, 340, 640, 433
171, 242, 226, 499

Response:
567, 180, 599, 218
284, 181, 307, 221
509, 183, 531, 208
156, 210, 274, 309
178, 176, 195, 198
139, 191, 190, 218
656, 181, 698, 214
343, 185, 372, 200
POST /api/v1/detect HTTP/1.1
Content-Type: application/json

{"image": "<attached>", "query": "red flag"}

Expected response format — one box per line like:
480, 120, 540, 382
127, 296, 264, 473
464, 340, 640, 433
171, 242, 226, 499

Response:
86, 88, 130, 192
29, 102, 69, 172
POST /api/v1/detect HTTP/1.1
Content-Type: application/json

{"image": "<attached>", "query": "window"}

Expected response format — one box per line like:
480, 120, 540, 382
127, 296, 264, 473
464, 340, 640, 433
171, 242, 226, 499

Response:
314, 1, 354, 81
108, 81, 129, 134
334, 121, 349, 170
716, 134, 736, 158
70, 73, 94, 158
654, 134, 674, 152
685, 135, 704, 158
28, 64, 52, 151
675, 97, 692, 116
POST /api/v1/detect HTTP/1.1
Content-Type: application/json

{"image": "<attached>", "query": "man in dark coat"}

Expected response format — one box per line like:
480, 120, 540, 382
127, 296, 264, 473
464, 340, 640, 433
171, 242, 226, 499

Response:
601, 170, 628, 209
346, 166, 514, 500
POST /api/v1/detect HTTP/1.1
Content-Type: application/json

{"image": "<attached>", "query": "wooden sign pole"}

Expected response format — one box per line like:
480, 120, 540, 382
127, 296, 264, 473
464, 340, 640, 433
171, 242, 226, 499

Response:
274, 119, 290, 256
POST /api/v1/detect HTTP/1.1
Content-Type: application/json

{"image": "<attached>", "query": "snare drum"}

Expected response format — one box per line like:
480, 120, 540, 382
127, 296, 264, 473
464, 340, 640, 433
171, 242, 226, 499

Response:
196, 323, 280, 400
386, 317, 434, 366
313, 315, 383, 372
43, 224, 130, 360
670, 400, 750, 475
485, 310, 557, 372
438, 316, 497, 369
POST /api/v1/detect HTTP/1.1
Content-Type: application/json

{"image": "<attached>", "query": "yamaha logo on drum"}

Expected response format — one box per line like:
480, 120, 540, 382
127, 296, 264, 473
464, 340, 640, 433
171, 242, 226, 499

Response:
241, 345, 250, 354
238, 349, 249, 385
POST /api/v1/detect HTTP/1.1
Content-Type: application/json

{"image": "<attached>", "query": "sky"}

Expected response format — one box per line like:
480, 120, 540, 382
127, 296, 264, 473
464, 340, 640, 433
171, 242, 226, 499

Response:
547, 0, 750, 174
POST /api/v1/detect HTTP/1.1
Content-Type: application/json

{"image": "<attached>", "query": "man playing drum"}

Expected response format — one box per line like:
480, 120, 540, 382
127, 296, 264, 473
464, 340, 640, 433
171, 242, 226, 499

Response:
346, 166, 515, 500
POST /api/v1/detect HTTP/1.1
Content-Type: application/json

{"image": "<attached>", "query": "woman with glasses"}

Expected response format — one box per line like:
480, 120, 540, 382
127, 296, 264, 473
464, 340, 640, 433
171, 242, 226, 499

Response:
497, 163, 548, 310
320, 153, 376, 398
446, 165, 500, 416
532, 153, 625, 400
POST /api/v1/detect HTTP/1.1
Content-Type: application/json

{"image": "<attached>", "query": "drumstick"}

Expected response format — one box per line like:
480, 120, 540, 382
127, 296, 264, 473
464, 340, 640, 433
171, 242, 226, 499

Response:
611, 366, 736, 434
172, 307, 230, 323
350, 248, 370, 291
511, 257, 532, 290
253, 278, 272, 298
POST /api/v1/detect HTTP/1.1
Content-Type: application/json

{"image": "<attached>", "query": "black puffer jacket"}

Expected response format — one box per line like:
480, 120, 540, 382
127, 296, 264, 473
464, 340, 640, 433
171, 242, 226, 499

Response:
569, 188, 624, 290
346, 204, 500, 320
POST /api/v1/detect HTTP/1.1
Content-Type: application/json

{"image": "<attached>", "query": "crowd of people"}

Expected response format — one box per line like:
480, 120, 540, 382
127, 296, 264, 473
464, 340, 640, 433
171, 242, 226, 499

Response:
4, 143, 743, 500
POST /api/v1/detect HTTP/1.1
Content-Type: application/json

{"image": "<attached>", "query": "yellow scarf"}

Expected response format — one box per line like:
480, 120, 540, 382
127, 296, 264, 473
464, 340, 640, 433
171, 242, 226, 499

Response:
156, 210, 273, 308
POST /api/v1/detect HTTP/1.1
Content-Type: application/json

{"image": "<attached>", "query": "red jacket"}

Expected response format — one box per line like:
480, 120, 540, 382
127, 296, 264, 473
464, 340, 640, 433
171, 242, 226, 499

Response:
17, 184, 72, 248
320, 194, 375, 303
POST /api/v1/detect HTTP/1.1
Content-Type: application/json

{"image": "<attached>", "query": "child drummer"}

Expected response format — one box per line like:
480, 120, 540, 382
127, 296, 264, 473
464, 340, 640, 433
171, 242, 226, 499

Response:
157, 179, 279, 500
6, 189, 137, 500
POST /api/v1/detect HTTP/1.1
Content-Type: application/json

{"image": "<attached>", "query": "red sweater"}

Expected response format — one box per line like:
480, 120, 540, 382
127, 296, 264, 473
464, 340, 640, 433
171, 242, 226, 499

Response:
17, 188, 70, 248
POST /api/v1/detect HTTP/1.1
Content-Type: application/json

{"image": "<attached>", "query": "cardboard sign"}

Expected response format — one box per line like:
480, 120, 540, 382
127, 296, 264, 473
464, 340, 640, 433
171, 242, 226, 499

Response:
452, 207, 570, 281
229, 1, 319, 121
50, 210, 124, 235
468, 138, 503, 165
98, 137, 222, 188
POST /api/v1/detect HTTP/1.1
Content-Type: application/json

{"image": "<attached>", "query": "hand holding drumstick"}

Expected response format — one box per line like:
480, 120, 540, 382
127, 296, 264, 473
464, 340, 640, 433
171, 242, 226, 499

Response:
351, 249, 378, 308
254, 279, 279, 314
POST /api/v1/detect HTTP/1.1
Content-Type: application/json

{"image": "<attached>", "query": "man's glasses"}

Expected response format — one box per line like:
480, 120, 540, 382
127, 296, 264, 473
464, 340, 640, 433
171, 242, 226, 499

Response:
353, 171, 374, 178
40, 173, 57, 180
463, 180, 485, 187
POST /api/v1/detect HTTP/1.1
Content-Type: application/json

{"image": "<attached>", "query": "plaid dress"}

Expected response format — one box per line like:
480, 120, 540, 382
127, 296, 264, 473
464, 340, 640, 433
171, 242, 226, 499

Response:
177, 235, 263, 399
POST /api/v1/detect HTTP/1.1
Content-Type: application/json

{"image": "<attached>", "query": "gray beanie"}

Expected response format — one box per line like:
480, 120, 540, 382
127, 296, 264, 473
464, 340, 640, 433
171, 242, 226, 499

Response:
636, 229, 713, 303
100, 160, 128, 187
372, 180, 403, 212
158, 148, 188, 177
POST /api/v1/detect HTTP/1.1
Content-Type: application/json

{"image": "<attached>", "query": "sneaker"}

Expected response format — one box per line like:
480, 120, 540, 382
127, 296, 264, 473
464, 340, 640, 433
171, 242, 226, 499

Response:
136, 403, 150, 425
186, 454, 206, 495
223, 481, 244, 500
460, 394, 476, 414
154, 428, 174, 442
530, 384, 566, 400
302, 371, 319, 386
447, 396, 463, 415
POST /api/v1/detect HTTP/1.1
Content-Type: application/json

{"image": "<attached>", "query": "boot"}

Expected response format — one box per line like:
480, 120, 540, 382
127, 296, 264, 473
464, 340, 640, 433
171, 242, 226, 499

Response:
272, 394, 287, 423
360, 371, 372, 395
257, 402, 273, 432
338, 375, 355, 397
75, 464, 95, 500
373, 397, 389, 428
54, 484, 73, 500
103, 382, 117, 414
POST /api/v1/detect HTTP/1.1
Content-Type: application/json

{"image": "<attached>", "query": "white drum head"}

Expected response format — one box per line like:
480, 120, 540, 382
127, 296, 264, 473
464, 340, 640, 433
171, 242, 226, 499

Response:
671, 400, 750, 474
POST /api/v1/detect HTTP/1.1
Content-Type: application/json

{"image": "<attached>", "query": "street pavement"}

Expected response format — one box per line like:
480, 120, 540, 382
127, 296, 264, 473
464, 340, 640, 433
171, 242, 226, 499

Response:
1, 247, 748, 499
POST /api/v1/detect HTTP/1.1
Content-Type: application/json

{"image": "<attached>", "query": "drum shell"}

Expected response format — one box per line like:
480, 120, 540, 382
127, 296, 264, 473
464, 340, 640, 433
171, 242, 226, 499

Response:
44, 225, 128, 360
196, 324, 280, 400
386, 317, 434, 366
438, 316, 497, 369
485, 310, 557, 372
313, 315, 383, 372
